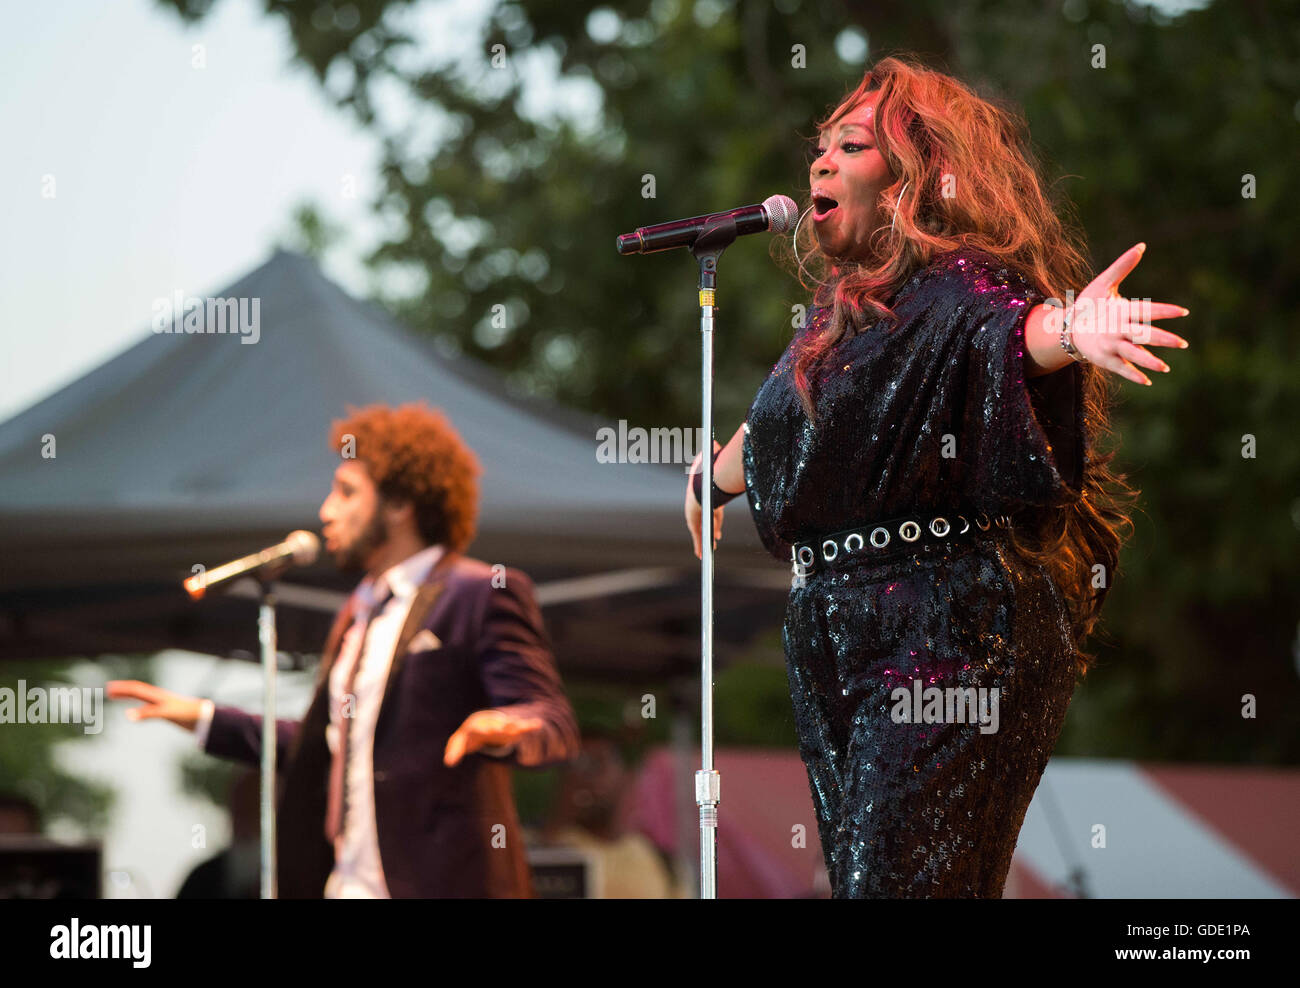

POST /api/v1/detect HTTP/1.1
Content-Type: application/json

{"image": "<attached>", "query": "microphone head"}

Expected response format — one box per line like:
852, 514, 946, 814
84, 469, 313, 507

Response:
763, 194, 800, 233
286, 530, 321, 566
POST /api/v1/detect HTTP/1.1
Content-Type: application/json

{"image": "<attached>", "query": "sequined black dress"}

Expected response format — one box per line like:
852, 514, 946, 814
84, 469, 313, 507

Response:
742, 247, 1086, 898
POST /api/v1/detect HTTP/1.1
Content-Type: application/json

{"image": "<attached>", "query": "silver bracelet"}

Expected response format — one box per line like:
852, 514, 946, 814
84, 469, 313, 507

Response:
1059, 307, 1088, 363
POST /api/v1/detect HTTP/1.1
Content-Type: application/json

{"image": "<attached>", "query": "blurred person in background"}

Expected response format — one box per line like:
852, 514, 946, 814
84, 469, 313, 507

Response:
0, 794, 40, 836
541, 730, 683, 898
176, 768, 259, 899
110, 402, 579, 897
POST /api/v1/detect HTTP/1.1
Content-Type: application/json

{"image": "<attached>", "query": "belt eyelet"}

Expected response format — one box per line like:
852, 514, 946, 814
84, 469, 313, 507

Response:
821, 539, 838, 562
930, 516, 950, 537
797, 545, 815, 567
976, 514, 991, 530
845, 533, 864, 552
869, 526, 890, 548
957, 515, 970, 534
899, 520, 921, 542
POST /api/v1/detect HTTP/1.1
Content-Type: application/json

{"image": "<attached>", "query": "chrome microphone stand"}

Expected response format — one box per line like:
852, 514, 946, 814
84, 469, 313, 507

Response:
255, 575, 278, 899
688, 214, 740, 899
615, 196, 796, 898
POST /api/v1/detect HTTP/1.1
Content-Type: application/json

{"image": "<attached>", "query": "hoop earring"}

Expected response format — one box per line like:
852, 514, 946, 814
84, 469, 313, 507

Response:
891, 181, 910, 236
792, 203, 817, 285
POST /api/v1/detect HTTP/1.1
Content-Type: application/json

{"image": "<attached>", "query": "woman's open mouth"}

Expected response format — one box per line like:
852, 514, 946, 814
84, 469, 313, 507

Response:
812, 195, 839, 222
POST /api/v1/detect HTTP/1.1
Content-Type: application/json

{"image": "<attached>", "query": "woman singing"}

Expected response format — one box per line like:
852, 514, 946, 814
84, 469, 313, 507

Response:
684, 55, 1190, 898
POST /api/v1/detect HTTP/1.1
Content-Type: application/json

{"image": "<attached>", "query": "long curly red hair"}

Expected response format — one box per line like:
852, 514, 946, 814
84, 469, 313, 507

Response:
329, 402, 481, 554
779, 54, 1136, 676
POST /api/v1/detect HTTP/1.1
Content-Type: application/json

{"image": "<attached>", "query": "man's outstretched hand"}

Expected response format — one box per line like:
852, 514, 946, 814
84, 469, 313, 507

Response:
443, 708, 545, 766
105, 680, 204, 731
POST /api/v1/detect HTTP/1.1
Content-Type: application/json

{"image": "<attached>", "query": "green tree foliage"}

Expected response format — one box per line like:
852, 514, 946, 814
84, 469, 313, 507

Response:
155, 0, 1300, 762
0, 659, 127, 833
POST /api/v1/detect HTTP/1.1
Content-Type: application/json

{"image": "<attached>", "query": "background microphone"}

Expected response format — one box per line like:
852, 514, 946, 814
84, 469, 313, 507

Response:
616, 194, 799, 255
183, 530, 320, 600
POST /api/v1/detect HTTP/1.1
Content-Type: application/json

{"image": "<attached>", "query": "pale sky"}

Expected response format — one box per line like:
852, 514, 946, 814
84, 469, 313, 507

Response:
0, 0, 395, 421
0, 0, 622, 424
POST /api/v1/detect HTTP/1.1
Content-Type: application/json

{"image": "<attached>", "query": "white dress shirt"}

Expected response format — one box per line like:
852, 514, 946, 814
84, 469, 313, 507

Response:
195, 544, 445, 899
323, 543, 445, 898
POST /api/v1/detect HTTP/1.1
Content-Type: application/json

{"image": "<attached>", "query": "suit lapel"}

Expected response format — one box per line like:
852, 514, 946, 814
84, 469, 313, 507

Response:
376, 550, 458, 723
315, 595, 358, 689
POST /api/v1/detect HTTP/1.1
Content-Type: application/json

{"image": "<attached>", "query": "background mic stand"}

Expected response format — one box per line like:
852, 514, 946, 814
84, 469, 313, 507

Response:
254, 573, 280, 899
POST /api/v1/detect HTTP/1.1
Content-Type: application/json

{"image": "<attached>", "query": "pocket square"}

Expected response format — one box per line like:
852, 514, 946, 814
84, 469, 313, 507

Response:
408, 629, 442, 652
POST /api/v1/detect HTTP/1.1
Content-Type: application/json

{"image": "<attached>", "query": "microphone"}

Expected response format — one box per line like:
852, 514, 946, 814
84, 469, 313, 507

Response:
616, 194, 799, 255
183, 530, 321, 600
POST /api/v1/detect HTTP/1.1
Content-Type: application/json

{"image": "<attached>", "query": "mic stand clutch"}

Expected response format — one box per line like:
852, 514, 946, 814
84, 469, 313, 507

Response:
689, 212, 739, 899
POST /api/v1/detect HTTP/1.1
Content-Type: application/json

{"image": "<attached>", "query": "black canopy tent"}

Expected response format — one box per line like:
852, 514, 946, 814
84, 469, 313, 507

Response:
0, 251, 787, 678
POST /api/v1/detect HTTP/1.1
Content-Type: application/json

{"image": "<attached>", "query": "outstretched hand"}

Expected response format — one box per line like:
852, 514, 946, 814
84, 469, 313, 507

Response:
443, 708, 544, 766
1060, 242, 1190, 386
105, 679, 204, 731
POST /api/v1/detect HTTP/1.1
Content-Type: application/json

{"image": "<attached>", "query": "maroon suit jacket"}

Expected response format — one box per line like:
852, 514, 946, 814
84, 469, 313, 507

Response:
203, 551, 579, 897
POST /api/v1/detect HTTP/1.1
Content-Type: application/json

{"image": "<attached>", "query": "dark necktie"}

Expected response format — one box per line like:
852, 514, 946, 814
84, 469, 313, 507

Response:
323, 583, 393, 844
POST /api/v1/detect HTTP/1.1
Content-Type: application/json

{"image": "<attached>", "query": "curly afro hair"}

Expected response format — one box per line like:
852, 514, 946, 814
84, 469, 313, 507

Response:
329, 402, 481, 554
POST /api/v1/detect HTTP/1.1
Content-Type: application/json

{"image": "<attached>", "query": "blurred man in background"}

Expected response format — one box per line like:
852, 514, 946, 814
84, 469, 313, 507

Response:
110, 402, 579, 897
